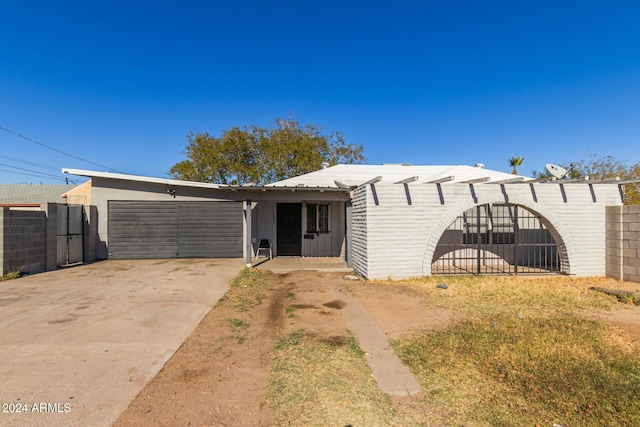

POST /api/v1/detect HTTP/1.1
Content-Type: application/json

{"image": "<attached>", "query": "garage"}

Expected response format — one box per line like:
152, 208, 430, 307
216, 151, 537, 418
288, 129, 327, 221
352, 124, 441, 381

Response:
108, 201, 243, 259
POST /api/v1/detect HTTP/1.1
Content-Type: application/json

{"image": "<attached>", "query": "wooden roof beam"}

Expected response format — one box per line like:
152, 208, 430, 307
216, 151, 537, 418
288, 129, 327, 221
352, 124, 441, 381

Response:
425, 176, 455, 184
360, 176, 383, 186
393, 176, 419, 184
488, 177, 526, 184
334, 180, 355, 189
460, 177, 491, 184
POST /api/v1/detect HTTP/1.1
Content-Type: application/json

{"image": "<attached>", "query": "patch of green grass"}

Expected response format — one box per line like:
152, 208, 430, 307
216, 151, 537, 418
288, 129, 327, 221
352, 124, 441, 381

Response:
226, 317, 250, 344
216, 268, 266, 311
285, 307, 295, 318
287, 291, 296, 299
227, 317, 249, 331
0, 269, 21, 281
620, 293, 640, 306
268, 330, 413, 426
273, 329, 305, 351
394, 314, 640, 426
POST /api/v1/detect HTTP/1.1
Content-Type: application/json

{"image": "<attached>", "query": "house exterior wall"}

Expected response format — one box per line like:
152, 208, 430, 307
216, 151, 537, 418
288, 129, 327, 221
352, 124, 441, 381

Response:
350, 185, 368, 278
606, 205, 640, 283
90, 178, 349, 259
351, 182, 622, 280
245, 200, 346, 258
65, 180, 92, 204
91, 178, 249, 259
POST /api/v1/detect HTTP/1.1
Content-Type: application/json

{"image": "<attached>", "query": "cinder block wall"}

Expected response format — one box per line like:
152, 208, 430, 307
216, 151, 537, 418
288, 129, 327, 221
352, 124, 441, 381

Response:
0, 207, 48, 275
351, 182, 622, 280
0, 204, 98, 275
606, 205, 640, 283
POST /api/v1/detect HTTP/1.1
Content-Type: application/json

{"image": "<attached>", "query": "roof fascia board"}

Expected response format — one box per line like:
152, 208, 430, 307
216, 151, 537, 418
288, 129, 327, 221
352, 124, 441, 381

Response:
62, 168, 225, 189
218, 186, 349, 192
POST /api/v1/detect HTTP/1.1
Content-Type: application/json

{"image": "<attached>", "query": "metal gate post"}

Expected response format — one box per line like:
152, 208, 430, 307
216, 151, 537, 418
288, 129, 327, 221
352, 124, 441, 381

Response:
245, 199, 252, 268
476, 205, 481, 275
345, 201, 352, 268
514, 206, 519, 275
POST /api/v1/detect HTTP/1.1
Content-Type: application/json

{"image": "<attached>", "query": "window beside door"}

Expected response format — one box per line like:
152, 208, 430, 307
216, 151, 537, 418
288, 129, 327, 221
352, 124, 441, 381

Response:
306, 204, 330, 234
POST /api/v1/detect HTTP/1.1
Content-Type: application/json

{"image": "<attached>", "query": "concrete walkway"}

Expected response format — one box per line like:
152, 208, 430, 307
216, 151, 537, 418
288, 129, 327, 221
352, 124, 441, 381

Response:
0, 258, 243, 427
258, 258, 421, 396
335, 289, 422, 396
255, 256, 352, 273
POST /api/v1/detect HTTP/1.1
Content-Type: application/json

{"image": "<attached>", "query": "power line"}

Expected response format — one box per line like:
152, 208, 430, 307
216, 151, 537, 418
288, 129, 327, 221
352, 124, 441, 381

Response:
0, 162, 69, 180
0, 153, 61, 172
0, 125, 124, 173
0, 151, 80, 184
0, 168, 78, 184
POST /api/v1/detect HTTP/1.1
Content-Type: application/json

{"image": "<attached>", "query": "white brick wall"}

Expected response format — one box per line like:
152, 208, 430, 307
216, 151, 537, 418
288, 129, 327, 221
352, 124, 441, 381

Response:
353, 182, 622, 280
351, 186, 368, 278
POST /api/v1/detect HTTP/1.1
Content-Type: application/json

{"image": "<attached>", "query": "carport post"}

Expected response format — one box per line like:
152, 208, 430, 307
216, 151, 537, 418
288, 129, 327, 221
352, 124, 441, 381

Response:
245, 199, 252, 267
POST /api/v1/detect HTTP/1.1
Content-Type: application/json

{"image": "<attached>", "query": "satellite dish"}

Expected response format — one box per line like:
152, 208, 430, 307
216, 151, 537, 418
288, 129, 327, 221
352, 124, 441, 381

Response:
545, 163, 569, 179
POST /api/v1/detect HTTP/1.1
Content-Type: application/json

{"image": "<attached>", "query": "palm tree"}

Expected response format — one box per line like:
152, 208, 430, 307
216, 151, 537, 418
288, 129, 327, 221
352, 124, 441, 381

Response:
508, 156, 524, 175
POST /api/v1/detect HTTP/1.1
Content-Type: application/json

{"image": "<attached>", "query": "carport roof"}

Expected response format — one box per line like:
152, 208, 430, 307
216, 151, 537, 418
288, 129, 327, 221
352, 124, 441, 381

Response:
267, 164, 531, 188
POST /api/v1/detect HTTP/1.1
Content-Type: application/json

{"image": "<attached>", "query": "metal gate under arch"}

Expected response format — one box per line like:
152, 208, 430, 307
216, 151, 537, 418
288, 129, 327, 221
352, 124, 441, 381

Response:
432, 204, 561, 275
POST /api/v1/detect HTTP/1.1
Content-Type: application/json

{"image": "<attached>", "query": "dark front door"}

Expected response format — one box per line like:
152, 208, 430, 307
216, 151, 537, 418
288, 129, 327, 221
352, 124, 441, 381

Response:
277, 203, 302, 256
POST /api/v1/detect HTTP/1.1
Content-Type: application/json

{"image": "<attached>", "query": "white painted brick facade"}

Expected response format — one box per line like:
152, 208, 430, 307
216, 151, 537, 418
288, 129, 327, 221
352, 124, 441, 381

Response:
351, 182, 622, 280
350, 185, 368, 278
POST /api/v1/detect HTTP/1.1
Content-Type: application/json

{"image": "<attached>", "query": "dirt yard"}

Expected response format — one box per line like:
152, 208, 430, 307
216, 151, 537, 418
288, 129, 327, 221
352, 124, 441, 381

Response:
113, 271, 640, 426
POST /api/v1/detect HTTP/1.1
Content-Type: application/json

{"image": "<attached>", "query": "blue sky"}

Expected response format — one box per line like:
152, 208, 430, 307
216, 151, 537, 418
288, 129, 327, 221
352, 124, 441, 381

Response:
1, 1, 639, 184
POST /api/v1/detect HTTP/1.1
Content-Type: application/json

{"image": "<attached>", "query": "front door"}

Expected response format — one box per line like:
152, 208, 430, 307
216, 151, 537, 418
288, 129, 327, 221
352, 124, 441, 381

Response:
277, 203, 302, 256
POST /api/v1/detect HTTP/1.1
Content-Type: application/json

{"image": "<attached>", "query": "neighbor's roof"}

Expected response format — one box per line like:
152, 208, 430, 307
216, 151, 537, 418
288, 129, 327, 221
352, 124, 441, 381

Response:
0, 184, 76, 204
267, 164, 530, 188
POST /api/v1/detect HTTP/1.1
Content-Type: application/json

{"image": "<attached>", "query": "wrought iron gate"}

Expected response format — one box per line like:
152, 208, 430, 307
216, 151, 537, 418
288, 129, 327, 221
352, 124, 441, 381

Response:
432, 204, 561, 275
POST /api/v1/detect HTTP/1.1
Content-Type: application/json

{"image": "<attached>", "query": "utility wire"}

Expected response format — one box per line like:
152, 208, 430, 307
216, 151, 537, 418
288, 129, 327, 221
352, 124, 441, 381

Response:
0, 125, 124, 173
0, 168, 78, 184
0, 153, 61, 172
0, 163, 78, 182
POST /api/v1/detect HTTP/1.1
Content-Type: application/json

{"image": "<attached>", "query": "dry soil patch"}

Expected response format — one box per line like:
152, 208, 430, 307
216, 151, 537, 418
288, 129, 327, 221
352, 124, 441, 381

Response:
115, 271, 640, 426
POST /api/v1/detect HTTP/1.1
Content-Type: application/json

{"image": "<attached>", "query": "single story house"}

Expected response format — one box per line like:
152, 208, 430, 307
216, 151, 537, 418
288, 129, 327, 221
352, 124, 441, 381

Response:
62, 164, 626, 280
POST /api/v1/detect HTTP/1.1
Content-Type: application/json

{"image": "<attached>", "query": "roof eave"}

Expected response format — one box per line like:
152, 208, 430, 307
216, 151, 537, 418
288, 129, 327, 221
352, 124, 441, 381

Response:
62, 168, 225, 189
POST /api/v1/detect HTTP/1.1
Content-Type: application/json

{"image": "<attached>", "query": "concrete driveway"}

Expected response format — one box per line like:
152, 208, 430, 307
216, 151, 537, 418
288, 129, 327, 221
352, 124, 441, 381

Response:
0, 258, 243, 427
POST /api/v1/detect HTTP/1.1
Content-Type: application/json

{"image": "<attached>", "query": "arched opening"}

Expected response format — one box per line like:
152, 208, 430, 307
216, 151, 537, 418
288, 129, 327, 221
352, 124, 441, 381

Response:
431, 203, 562, 275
